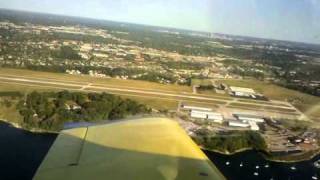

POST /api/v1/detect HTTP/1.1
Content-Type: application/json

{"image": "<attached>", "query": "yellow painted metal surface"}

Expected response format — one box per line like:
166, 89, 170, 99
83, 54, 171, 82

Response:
33, 118, 225, 180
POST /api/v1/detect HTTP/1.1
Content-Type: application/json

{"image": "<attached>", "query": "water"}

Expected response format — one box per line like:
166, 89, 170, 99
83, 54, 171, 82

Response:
0, 122, 56, 180
204, 150, 320, 180
0, 121, 320, 180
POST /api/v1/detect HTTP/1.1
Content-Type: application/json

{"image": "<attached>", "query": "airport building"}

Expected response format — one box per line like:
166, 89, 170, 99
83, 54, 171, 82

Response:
248, 121, 260, 131
207, 112, 224, 124
228, 113, 265, 131
233, 114, 265, 123
228, 86, 267, 100
190, 110, 207, 119
229, 86, 256, 97
182, 105, 212, 112
189, 109, 224, 124
228, 120, 250, 128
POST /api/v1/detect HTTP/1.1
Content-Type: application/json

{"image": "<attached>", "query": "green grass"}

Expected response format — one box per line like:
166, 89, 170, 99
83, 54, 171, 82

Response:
229, 103, 297, 113
191, 78, 213, 86
119, 95, 179, 111
1, 68, 319, 122
0, 68, 192, 93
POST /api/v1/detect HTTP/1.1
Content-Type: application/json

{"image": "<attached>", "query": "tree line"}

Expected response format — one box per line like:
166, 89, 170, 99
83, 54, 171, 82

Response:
192, 129, 267, 153
17, 91, 151, 131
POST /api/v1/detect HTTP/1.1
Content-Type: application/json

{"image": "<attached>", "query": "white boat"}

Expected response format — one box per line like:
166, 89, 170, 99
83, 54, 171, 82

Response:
226, 161, 230, 165
264, 164, 269, 168
312, 176, 318, 180
255, 165, 260, 169
290, 166, 296, 170
314, 160, 320, 168
253, 172, 259, 176
240, 162, 243, 167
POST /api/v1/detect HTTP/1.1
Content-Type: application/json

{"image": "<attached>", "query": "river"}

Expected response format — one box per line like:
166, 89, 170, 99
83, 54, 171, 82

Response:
1, 121, 320, 180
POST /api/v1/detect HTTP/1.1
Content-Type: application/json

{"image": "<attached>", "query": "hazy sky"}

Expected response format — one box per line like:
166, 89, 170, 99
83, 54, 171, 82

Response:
1, 0, 320, 44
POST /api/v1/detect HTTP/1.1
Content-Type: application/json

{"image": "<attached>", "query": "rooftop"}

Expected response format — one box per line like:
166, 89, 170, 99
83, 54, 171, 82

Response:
229, 86, 255, 93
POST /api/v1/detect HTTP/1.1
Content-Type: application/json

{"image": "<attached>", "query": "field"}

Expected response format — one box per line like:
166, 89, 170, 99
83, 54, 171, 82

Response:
0, 68, 319, 122
191, 78, 213, 86
0, 68, 192, 93
217, 79, 320, 120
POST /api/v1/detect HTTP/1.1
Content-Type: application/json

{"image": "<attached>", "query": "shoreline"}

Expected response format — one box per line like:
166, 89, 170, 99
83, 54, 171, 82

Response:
201, 146, 253, 155
0, 119, 58, 134
262, 149, 320, 163
202, 147, 320, 163
1, 118, 319, 163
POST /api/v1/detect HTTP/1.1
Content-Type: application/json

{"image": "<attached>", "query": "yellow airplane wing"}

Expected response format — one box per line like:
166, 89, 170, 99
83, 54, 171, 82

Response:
33, 117, 225, 180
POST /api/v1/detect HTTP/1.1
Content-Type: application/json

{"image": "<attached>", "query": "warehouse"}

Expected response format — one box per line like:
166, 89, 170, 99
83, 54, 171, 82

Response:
190, 110, 207, 119
190, 110, 224, 124
233, 114, 265, 123
229, 86, 256, 97
248, 121, 260, 131
182, 105, 212, 112
207, 112, 224, 124
228, 120, 250, 128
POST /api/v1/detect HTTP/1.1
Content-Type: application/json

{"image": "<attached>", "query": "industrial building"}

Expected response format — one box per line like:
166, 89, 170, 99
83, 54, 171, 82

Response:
182, 105, 212, 112
228, 113, 265, 131
233, 114, 265, 123
248, 121, 260, 131
228, 86, 268, 100
190, 110, 207, 119
229, 86, 256, 97
228, 120, 250, 128
228, 120, 260, 131
189, 109, 224, 124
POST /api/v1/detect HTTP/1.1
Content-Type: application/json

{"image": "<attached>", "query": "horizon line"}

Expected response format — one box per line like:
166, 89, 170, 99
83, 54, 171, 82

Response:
1, 8, 319, 46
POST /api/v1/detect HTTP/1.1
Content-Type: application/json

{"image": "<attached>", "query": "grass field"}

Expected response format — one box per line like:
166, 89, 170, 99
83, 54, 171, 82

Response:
0, 68, 319, 122
191, 78, 213, 86
0, 68, 192, 93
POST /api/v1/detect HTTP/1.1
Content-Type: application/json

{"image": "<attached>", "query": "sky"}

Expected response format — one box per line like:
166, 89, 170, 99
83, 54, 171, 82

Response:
0, 0, 320, 44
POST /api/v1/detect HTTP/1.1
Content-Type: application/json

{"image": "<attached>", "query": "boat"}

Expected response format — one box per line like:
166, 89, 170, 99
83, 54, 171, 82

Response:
264, 164, 269, 168
312, 176, 318, 180
290, 166, 296, 170
314, 160, 320, 168
253, 172, 259, 176
240, 162, 243, 167
226, 161, 230, 165
255, 165, 260, 169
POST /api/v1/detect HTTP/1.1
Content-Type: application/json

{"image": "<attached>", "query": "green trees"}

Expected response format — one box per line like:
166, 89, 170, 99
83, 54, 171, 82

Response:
193, 130, 267, 153
17, 91, 151, 131
52, 46, 82, 60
